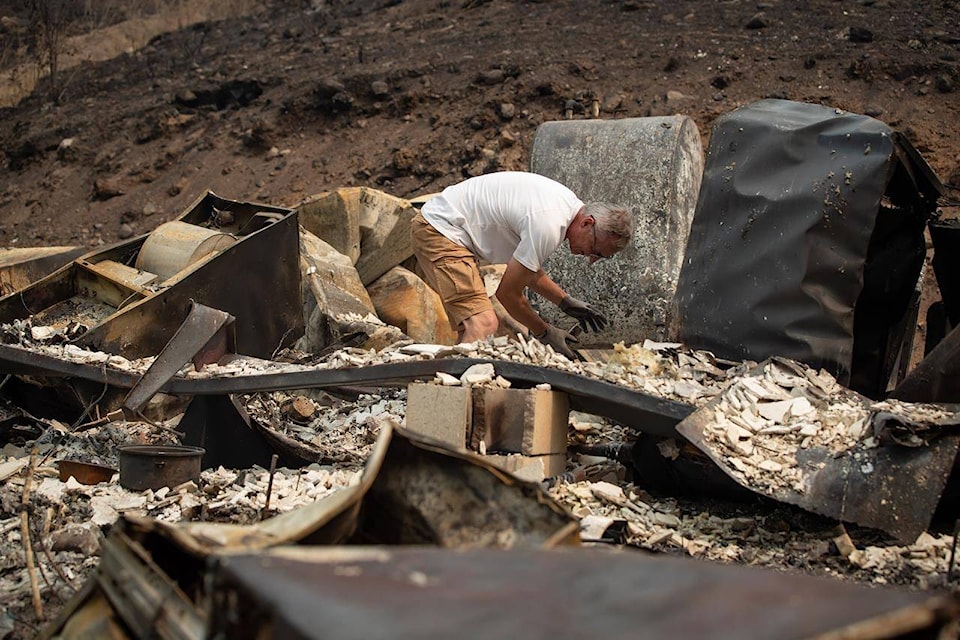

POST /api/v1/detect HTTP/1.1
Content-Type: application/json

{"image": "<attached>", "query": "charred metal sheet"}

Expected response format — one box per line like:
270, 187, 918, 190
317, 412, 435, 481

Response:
353, 430, 577, 547
0, 343, 142, 385
0, 344, 693, 438
80, 192, 302, 359
170, 358, 695, 438
930, 218, 960, 331
674, 100, 936, 398
45, 427, 580, 637
122, 302, 235, 416
179, 395, 291, 470
208, 546, 957, 640
0, 191, 302, 360
0, 246, 86, 296
779, 429, 956, 542
95, 531, 205, 640
891, 322, 960, 403
676, 360, 960, 542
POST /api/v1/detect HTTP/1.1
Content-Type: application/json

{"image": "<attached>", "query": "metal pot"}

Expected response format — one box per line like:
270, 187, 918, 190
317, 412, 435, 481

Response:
118, 445, 205, 491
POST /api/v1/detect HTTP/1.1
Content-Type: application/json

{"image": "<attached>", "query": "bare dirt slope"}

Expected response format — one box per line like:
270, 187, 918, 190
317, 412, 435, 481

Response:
0, 0, 958, 249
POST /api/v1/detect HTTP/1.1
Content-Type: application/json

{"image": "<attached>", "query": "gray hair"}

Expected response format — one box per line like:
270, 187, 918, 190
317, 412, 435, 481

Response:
583, 202, 633, 250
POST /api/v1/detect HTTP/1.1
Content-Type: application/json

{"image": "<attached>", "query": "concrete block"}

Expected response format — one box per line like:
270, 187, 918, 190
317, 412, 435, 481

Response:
405, 383, 471, 450
471, 388, 569, 455
481, 452, 567, 482
530, 115, 703, 343
295, 228, 381, 354
355, 188, 417, 286
295, 188, 362, 263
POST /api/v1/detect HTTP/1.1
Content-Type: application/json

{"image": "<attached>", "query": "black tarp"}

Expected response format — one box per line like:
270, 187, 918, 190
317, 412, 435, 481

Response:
673, 99, 943, 397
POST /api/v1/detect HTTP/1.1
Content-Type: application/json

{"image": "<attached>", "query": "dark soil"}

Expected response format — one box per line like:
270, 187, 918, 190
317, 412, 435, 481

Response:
1, 0, 958, 249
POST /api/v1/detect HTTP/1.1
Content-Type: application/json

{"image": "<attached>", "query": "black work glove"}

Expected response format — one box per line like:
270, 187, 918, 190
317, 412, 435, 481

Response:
533, 324, 580, 360
559, 296, 608, 333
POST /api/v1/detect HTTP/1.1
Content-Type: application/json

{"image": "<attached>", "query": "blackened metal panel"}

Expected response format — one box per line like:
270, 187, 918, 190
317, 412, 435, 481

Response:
0, 246, 86, 296
675, 358, 960, 542
930, 219, 960, 328
179, 395, 287, 470
674, 100, 898, 384
209, 547, 955, 640
121, 303, 234, 414
0, 261, 79, 323
0, 193, 303, 361
891, 323, 960, 403
78, 207, 303, 359
0, 345, 693, 439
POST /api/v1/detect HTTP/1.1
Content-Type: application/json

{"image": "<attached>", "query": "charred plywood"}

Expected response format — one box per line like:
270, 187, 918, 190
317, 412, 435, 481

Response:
0, 192, 302, 359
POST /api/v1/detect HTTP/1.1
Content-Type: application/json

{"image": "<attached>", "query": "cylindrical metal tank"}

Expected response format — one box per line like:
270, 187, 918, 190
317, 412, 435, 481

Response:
530, 116, 703, 345
135, 221, 236, 282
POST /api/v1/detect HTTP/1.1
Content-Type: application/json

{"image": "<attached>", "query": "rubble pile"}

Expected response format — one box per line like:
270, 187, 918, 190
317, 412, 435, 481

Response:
699, 359, 957, 497
6, 376, 953, 617
549, 477, 957, 590
4, 326, 752, 408
2, 254, 960, 635
242, 390, 406, 465
0, 414, 366, 629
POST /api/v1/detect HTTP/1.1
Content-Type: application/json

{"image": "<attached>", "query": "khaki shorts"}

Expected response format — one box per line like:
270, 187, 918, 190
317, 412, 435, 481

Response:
410, 211, 493, 330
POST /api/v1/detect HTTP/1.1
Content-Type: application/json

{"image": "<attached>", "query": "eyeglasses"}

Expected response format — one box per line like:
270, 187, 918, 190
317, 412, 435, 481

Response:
587, 218, 604, 264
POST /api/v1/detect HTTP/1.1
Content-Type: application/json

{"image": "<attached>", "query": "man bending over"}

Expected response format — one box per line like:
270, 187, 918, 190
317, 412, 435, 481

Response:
411, 171, 633, 359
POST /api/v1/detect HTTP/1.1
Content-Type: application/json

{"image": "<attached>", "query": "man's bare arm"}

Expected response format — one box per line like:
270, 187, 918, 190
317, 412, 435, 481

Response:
527, 270, 567, 306
495, 259, 550, 335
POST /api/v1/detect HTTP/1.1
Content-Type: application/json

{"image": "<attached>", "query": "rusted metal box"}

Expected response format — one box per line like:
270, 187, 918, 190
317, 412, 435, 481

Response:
0, 191, 303, 359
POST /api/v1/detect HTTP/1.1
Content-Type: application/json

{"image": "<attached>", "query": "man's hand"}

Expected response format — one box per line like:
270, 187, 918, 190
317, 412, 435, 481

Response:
533, 324, 580, 360
559, 296, 608, 332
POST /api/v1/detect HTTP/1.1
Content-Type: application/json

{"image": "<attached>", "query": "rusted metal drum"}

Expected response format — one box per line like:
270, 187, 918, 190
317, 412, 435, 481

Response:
118, 445, 205, 491
135, 221, 235, 282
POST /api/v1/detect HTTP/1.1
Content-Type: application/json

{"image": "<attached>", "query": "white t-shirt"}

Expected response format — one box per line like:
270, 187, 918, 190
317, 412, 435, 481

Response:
421, 172, 583, 272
